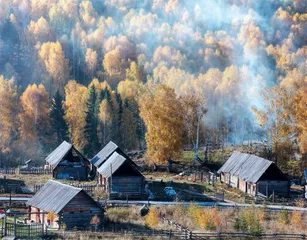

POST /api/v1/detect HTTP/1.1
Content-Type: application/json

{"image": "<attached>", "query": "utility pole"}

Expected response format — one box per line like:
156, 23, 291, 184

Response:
110, 163, 113, 194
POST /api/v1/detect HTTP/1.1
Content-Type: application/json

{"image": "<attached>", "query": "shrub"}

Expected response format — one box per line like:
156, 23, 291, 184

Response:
145, 207, 159, 228
278, 209, 289, 225
233, 207, 263, 234
47, 211, 56, 222
291, 210, 302, 228
295, 199, 305, 208
47, 211, 56, 227
90, 215, 101, 231
188, 203, 220, 231
187, 202, 200, 219
173, 204, 187, 222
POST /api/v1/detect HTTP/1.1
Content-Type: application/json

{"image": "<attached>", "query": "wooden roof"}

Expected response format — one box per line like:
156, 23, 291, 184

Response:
26, 180, 82, 214
91, 141, 118, 168
91, 141, 138, 169
45, 141, 72, 168
97, 152, 142, 178
217, 151, 285, 183
45, 141, 88, 169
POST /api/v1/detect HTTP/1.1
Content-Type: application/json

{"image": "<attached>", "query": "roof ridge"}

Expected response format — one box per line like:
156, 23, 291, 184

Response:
47, 180, 82, 191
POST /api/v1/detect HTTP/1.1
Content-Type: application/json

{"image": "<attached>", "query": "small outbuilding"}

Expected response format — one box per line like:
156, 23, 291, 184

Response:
45, 141, 90, 181
97, 151, 145, 199
26, 180, 104, 229
218, 152, 289, 197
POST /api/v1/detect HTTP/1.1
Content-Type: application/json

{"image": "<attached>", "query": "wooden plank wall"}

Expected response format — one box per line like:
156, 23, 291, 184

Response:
62, 191, 103, 229
257, 180, 289, 197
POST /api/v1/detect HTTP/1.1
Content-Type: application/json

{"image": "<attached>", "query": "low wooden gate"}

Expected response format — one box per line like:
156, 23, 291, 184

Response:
5, 222, 43, 238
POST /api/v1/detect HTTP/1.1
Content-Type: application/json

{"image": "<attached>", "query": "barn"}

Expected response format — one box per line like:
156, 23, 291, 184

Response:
96, 151, 145, 199
218, 152, 289, 197
45, 141, 90, 181
26, 180, 104, 229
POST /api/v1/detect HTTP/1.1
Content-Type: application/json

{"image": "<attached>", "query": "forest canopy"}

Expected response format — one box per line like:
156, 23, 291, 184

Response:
0, 0, 306, 173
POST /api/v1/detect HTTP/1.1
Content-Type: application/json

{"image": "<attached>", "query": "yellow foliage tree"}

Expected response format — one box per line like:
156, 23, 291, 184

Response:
39, 41, 70, 93
293, 88, 307, 154
64, 80, 88, 150
18, 84, 51, 160
0, 76, 18, 155
139, 84, 184, 164
252, 86, 294, 170
27, 17, 54, 43
145, 207, 159, 228
85, 48, 98, 77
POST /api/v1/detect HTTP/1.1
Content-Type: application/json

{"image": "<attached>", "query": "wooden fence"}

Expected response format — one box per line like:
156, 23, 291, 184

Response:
33, 183, 104, 195
5, 222, 43, 238
0, 168, 52, 175
0, 168, 16, 175
19, 168, 52, 175
162, 216, 307, 239
45, 229, 307, 240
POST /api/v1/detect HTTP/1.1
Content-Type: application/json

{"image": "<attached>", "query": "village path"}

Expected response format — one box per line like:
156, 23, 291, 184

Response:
1, 197, 307, 212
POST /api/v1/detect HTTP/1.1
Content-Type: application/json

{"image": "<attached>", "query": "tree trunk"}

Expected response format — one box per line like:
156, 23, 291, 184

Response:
193, 113, 201, 163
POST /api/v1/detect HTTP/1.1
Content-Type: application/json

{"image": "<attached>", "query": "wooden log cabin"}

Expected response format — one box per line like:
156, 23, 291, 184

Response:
96, 151, 145, 199
218, 152, 289, 197
26, 180, 104, 229
45, 141, 90, 181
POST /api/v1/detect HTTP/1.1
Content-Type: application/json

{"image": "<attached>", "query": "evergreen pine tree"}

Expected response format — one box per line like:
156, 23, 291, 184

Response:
84, 85, 99, 157
50, 90, 69, 145
105, 88, 114, 110
116, 93, 123, 147
99, 88, 106, 102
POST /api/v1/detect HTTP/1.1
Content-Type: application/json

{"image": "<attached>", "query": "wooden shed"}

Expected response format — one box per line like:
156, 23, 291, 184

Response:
26, 180, 104, 229
218, 152, 289, 197
45, 141, 90, 181
96, 151, 145, 199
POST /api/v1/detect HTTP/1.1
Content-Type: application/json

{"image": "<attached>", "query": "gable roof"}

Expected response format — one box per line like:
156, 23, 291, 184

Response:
97, 152, 142, 178
217, 151, 276, 183
26, 180, 82, 214
45, 141, 72, 168
91, 141, 118, 168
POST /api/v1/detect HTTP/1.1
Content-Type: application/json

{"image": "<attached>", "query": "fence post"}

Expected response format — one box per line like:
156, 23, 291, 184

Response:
42, 213, 45, 235
28, 224, 30, 238
168, 229, 172, 240
13, 214, 16, 237
4, 215, 6, 236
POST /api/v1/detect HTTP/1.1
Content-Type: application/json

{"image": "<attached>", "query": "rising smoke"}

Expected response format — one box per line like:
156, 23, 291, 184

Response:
0, 0, 301, 143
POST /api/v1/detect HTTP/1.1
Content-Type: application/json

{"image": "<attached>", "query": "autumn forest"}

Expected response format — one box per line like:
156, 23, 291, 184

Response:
0, 0, 306, 174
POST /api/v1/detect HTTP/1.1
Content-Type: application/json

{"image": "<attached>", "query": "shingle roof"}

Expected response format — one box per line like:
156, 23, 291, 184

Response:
26, 180, 82, 214
217, 151, 273, 183
97, 152, 126, 178
91, 141, 118, 168
45, 141, 72, 168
